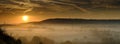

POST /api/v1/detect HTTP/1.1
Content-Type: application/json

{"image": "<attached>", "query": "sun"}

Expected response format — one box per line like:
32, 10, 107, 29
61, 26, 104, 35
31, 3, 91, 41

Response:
22, 15, 29, 22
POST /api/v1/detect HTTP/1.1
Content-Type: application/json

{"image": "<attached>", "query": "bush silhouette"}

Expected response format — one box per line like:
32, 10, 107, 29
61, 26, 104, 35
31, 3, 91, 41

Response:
30, 36, 55, 44
0, 27, 21, 44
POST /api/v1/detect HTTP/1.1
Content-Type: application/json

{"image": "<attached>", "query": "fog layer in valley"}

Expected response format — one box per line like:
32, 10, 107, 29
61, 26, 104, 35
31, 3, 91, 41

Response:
3, 19, 120, 44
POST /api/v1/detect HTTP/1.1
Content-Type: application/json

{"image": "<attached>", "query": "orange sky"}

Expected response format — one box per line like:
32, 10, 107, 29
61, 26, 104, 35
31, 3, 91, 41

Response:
0, 0, 120, 24
1, 10, 120, 24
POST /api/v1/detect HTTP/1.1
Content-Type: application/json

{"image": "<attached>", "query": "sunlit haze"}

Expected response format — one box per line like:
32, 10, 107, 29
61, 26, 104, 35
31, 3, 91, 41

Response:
0, 0, 120, 24
22, 15, 29, 22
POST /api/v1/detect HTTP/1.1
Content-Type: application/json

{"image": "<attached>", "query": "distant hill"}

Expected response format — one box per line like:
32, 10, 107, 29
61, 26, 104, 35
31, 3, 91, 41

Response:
0, 24, 15, 27
27, 18, 120, 24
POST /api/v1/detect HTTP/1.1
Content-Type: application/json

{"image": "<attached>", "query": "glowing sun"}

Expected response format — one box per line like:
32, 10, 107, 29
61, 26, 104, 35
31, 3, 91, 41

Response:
22, 15, 29, 22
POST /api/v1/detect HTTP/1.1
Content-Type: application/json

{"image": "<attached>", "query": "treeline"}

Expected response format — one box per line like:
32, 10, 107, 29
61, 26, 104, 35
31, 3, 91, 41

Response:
0, 27, 21, 44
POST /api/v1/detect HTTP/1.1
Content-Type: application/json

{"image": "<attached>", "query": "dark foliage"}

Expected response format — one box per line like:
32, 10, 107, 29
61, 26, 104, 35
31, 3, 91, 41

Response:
0, 27, 21, 44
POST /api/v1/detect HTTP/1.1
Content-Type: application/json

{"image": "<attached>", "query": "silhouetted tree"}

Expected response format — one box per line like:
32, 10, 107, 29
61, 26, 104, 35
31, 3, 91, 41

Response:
0, 27, 21, 44
30, 36, 55, 44
31, 36, 43, 44
16, 39, 22, 44
61, 41, 73, 44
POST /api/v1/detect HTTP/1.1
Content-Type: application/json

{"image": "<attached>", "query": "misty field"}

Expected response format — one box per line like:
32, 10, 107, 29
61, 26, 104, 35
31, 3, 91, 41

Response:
2, 22, 120, 44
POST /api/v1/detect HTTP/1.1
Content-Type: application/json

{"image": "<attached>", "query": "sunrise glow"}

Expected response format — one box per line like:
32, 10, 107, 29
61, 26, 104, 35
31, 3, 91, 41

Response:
22, 15, 29, 22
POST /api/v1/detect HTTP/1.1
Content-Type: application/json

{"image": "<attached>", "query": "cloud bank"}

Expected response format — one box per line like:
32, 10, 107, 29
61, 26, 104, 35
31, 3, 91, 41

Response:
0, 0, 120, 15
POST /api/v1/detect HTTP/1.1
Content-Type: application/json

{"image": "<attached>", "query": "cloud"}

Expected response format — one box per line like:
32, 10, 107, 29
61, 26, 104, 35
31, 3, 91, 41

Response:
49, 1, 89, 12
0, 0, 120, 15
0, 0, 81, 14
9, 0, 41, 13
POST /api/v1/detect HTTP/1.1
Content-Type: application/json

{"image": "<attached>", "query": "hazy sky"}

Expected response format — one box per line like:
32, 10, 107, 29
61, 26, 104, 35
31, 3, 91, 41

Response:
0, 0, 120, 24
